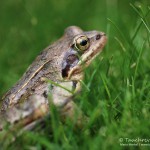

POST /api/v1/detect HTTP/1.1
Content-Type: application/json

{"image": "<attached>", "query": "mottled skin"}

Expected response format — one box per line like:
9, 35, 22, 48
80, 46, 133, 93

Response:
0, 26, 107, 129
1, 27, 78, 110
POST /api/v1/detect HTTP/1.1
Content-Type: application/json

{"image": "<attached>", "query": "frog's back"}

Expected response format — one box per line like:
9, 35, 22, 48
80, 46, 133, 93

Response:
0, 47, 50, 111
0, 40, 62, 111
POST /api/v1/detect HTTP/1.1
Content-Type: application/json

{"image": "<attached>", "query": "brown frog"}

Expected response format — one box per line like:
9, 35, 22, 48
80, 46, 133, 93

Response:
0, 26, 107, 130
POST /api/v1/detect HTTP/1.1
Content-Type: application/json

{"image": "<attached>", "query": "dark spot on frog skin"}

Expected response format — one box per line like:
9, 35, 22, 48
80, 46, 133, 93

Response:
62, 54, 79, 78
31, 88, 35, 92
72, 81, 77, 90
14, 120, 19, 124
62, 65, 70, 78
43, 91, 48, 98
20, 94, 23, 98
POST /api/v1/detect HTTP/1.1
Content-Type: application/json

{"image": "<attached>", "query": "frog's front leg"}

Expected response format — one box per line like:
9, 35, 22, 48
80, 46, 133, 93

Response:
49, 80, 88, 128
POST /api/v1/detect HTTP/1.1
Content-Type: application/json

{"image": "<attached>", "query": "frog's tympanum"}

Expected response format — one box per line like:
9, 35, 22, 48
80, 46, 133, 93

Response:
0, 26, 107, 130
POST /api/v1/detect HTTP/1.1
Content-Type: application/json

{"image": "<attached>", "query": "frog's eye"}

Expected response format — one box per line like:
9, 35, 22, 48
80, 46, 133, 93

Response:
74, 35, 90, 51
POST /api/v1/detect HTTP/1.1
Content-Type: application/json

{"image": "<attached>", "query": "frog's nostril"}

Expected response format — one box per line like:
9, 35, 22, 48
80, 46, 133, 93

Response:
96, 34, 101, 40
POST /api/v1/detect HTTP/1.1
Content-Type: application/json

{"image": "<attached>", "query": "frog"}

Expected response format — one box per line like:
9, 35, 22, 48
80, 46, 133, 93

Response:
0, 26, 107, 130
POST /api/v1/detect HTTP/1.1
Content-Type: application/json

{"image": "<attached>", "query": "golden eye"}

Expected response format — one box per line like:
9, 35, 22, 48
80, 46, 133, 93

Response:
74, 35, 90, 51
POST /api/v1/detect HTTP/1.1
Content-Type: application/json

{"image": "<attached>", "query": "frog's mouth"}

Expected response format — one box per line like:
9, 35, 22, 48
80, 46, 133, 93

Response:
66, 34, 107, 80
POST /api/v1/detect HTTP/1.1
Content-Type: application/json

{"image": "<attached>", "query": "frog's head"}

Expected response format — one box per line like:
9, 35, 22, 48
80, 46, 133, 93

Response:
61, 26, 107, 81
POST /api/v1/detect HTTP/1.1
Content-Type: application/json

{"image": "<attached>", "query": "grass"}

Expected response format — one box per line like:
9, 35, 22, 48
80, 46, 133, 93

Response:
0, 0, 150, 149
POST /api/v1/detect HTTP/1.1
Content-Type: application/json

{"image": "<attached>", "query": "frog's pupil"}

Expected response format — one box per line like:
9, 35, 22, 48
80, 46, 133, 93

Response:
80, 40, 87, 46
